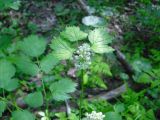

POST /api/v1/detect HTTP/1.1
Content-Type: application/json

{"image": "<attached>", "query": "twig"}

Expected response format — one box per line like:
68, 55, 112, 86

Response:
65, 100, 71, 117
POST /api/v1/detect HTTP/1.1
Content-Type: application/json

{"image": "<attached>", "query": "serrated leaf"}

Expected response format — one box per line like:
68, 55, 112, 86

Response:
49, 78, 77, 101
50, 37, 74, 60
20, 35, 47, 57
12, 110, 35, 120
24, 92, 43, 108
40, 53, 59, 73
88, 28, 114, 53
92, 44, 114, 54
0, 101, 6, 117
13, 56, 39, 76
89, 28, 113, 45
60, 26, 87, 42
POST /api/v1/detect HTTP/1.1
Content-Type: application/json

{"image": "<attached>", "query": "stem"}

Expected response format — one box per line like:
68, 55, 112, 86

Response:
0, 91, 12, 113
36, 58, 47, 98
41, 76, 49, 111
1, 86, 23, 111
79, 70, 84, 120
0, 96, 22, 111
36, 57, 49, 118
2, 89, 5, 98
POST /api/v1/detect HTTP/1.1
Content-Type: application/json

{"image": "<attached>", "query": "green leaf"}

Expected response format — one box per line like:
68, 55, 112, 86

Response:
54, 3, 70, 16
132, 59, 152, 73
0, 78, 11, 89
60, 26, 87, 42
50, 37, 74, 60
49, 78, 77, 101
145, 109, 156, 120
92, 45, 114, 54
24, 92, 43, 108
0, 59, 16, 88
82, 15, 106, 27
40, 53, 59, 73
137, 73, 152, 83
83, 73, 88, 85
9, 0, 21, 10
114, 103, 125, 113
4, 78, 19, 91
12, 110, 35, 120
0, 101, 6, 117
91, 60, 112, 76
105, 112, 122, 120
0, 34, 12, 50
88, 28, 114, 53
0, 59, 15, 80
13, 56, 39, 76
0, 0, 20, 11
89, 75, 107, 89
20, 35, 47, 57
42, 75, 55, 83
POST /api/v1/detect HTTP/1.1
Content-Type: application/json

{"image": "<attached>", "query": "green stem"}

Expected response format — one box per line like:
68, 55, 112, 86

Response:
41, 76, 49, 111
79, 70, 84, 120
0, 91, 12, 113
2, 89, 5, 98
0, 96, 22, 111
36, 57, 49, 119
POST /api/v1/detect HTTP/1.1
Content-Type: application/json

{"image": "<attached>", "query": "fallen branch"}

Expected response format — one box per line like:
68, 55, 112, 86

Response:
88, 84, 127, 101
113, 45, 134, 77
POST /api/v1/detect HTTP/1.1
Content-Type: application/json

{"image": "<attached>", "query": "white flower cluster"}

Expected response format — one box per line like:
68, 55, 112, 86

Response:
72, 43, 92, 70
85, 111, 105, 120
